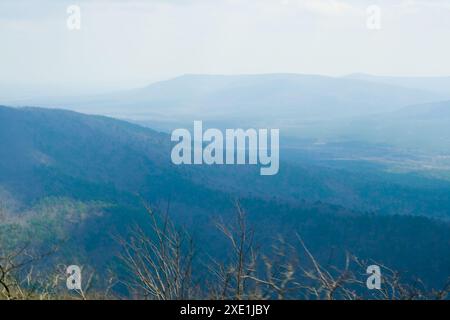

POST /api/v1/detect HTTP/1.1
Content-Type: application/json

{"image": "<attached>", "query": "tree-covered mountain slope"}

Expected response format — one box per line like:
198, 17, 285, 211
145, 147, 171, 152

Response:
1, 105, 449, 287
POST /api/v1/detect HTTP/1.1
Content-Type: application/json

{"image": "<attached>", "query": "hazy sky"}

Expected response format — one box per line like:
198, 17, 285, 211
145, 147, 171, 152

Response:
1, 0, 450, 94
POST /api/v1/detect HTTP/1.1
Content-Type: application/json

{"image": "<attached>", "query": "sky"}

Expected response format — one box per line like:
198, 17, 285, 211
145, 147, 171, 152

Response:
1, 0, 450, 95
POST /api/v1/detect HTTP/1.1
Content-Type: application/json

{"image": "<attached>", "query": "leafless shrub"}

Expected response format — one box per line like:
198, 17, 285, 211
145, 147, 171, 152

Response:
0, 245, 60, 300
208, 202, 300, 300
117, 202, 195, 300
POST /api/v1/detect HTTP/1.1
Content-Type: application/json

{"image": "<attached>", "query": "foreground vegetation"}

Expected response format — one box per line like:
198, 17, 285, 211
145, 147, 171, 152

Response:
1, 203, 449, 300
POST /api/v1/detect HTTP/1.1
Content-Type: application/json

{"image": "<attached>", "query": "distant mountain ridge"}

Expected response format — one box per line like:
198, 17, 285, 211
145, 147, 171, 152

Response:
393, 100, 450, 119
327, 100, 450, 152
3, 74, 447, 130
344, 73, 450, 96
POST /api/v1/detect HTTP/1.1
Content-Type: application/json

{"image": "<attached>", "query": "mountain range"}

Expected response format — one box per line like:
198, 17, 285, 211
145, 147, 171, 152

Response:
4, 73, 449, 130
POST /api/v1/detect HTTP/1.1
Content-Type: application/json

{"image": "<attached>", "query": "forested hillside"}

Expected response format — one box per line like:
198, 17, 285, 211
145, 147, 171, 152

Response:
1, 106, 449, 293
